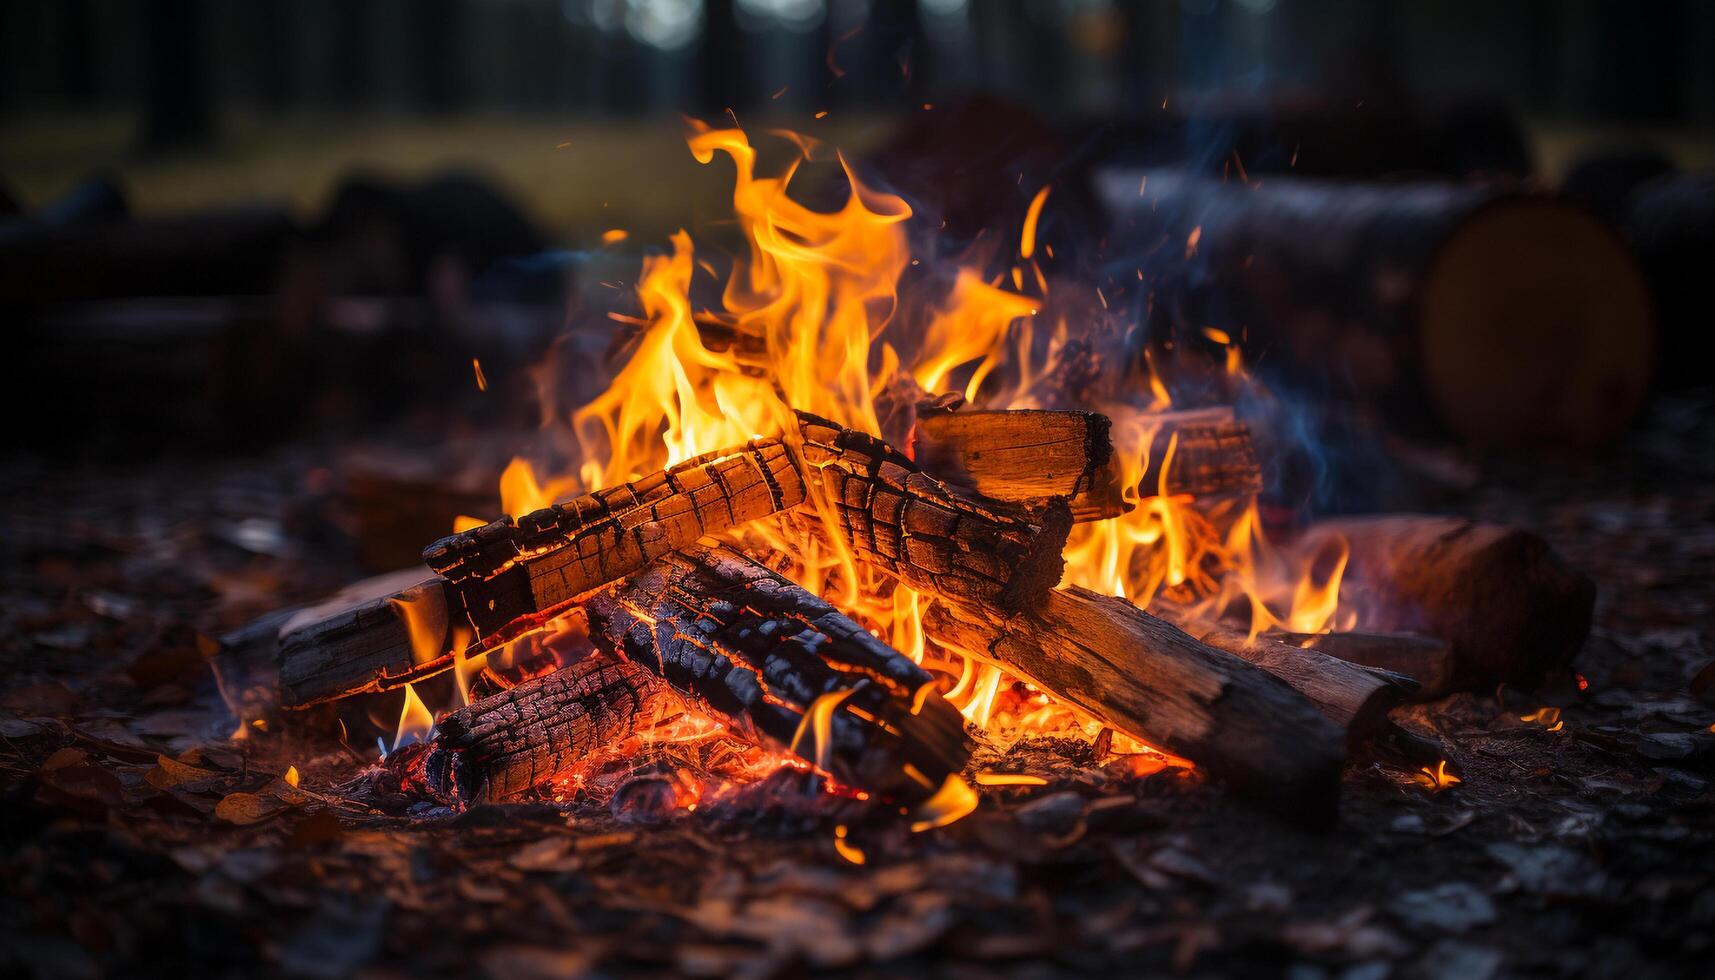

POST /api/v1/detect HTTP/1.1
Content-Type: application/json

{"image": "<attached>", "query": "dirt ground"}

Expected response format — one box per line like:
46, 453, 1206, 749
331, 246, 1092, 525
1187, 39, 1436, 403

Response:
2, 392, 1711, 979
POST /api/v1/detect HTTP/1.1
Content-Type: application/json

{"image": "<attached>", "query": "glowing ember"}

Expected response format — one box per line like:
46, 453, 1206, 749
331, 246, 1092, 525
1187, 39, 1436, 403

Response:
832, 824, 866, 865
973, 772, 1048, 787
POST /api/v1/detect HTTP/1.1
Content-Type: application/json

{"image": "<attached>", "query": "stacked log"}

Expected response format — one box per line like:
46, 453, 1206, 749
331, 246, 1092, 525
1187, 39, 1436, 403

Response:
1096, 170, 1655, 449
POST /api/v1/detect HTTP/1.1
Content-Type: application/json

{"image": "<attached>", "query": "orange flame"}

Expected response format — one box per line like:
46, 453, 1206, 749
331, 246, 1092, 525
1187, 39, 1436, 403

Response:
392, 683, 435, 752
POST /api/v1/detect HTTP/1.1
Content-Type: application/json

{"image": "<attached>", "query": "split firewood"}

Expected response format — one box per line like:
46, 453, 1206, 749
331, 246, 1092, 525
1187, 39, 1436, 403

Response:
425, 438, 805, 651
276, 569, 451, 708
418, 658, 673, 804
1298, 515, 1595, 689
796, 411, 1072, 613
910, 409, 1121, 519
909, 407, 1261, 522
922, 588, 1346, 826
1155, 612, 1415, 742
584, 542, 972, 804
1279, 630, 1456, 700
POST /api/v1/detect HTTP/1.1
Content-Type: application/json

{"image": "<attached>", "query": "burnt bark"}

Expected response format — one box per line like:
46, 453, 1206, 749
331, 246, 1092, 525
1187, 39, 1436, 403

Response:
584, 543, 972, 804
422, 658, 672, 804
796, 412, 1071, 613
425, 439, 806, 651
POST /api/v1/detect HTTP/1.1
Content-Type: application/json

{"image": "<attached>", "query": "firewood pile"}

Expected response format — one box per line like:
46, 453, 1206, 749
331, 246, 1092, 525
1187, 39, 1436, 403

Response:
229, 402, 1599, 831
3, 397, 1712, 978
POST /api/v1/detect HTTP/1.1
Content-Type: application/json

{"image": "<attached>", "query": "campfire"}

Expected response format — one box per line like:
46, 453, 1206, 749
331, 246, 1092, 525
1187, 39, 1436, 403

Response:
242, 123, 1594, 831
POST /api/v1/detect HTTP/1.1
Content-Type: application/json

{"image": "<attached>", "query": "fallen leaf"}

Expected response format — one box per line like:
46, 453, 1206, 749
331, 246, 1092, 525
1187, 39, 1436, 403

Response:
215, 791, 287, 825
147, 754, 220, 790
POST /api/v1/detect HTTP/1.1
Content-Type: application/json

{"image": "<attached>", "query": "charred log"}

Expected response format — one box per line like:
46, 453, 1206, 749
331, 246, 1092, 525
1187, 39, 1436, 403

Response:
1300, 515, 1596, 689
796, 412, 1072, 613
584, 542, 972, 804
425, 439, 806, 651
421, 658, 673, 804
923, 588, 1345, 827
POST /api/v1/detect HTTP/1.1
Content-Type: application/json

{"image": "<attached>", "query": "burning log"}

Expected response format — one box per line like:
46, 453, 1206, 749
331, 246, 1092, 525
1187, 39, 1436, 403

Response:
1279, 630, 1456, 700
276, 570, 451, 708
584, 543, 972, 804
424, 439, 805, 651
277, 442, 805, 707
1097, 171, 1655, 449
420, 658, 672, 804
1299, 516, 1596, 689
796, 412, 1072, 613
909, 409, 1122, 520
1155, 613, 1414, 741
909, 407, 1262, 522
922, 589, 1345, 826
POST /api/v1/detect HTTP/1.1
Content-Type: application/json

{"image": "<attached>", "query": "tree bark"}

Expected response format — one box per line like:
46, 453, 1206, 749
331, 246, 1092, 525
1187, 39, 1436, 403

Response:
796, 411, 1072, 613
422, 658, 672, 804
584, 543, 972, 804
923, 588, 1346, 827
424, 438, 805, 650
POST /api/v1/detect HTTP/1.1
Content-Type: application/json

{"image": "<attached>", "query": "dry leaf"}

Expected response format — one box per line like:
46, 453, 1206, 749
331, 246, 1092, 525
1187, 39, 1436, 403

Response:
147, 754, 219, 790
215, 791, 286, 825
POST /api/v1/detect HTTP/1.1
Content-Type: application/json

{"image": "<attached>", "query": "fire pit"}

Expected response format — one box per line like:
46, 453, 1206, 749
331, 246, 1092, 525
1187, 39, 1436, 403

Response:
2, 122, 1711, 978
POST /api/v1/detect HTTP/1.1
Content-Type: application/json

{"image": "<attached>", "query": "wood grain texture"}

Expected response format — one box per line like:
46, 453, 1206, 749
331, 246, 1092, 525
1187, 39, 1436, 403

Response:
923, 588, 1345, 826
584, 542, 971, 804
1281, 630, 1455, 700
796, 411, 1071, 613
276, 569, 449, 708
911, 409, 1121, 520
424, 438, 806, 650
1158, 612, 1414, 742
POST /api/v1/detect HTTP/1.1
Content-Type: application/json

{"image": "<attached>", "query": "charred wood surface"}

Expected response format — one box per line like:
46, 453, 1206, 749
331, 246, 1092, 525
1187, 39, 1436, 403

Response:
423, 658, 671, 804
424, 439, 805, 650
276, 569, 450, 708
923, 588, 1345, 826
796, 412, 1071, 613
1301, 515, 1596, 689
584, 542, 971, 804
1157, 612, 1414, 742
